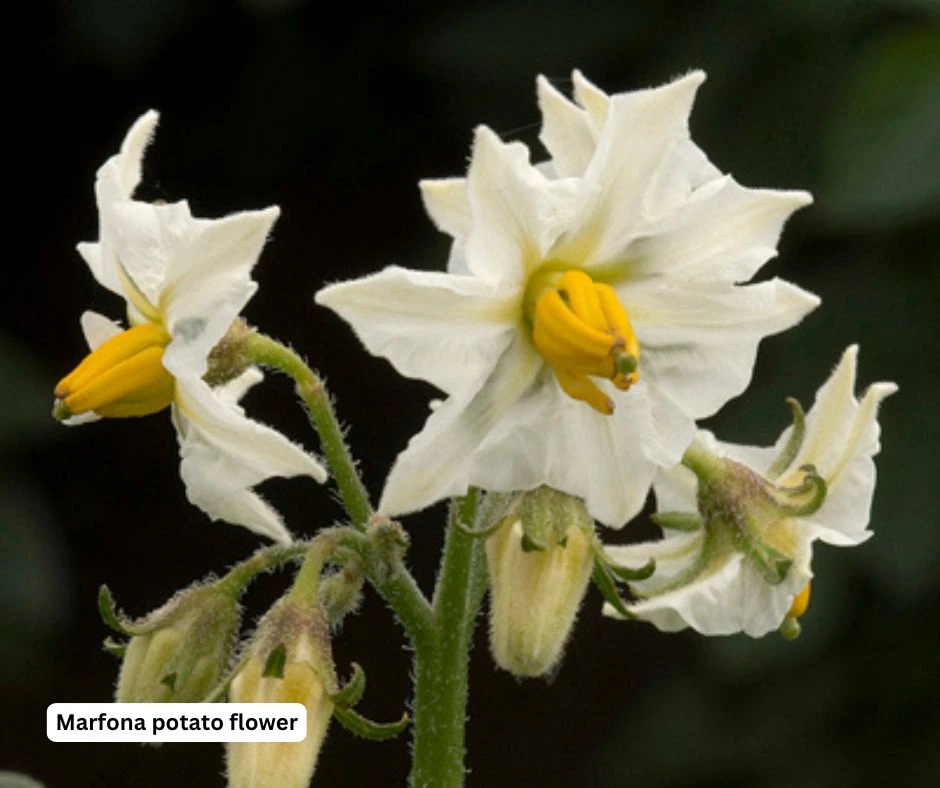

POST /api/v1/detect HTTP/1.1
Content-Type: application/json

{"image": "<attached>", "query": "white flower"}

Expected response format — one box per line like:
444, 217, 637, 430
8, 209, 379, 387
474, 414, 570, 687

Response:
55, 111, 326, 543
604, 345, 897, 637
316, 70, 818, 526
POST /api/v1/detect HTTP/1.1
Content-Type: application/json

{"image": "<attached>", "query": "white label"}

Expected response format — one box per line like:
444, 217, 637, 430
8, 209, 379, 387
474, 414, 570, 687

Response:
47, 703, 307, 743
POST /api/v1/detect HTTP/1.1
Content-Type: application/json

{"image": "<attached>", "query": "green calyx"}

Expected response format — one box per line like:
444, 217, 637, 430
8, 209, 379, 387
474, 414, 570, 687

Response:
203, 318, 253, 387
480, 486, 595, 551
680, 408, 827, 589
100, 582, 240, 703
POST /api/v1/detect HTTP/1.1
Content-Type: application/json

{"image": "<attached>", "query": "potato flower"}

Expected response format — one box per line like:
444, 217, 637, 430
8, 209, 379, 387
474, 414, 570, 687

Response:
604, 345, 896, 637
317, 71, 818, 526
54, 111, 326, 543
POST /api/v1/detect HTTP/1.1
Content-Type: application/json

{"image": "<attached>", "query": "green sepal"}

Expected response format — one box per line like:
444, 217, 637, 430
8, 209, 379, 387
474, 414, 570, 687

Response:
455, 489, 516, 540
102, 636, 127, 658
766, 397, 806, 481
332, 705, 409, 741
454, 514, 505, 539
98, 584, 142, 636
330, 662, 366, 708
732, 528, 792, 585
591, 558, 635, 619
775, 465, 827, 517
262, 643, 287, 679
520, 533, 546, 553
651, 511, 704, 532
606, 557, 656, 582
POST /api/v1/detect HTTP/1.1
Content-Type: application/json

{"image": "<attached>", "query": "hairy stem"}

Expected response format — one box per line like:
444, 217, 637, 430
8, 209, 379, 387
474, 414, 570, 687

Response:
410, 491, 485, 788
244, 331, 373, 529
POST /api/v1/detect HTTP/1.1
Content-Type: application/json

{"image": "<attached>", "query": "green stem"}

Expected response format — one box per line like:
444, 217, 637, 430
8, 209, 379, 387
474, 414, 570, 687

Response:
244, 331, 373, 529
216, 541, 312, 598
287, 537, 335, 604
410, 491, 485, 788
334, 525, 435, 647
681, 437, 724, 480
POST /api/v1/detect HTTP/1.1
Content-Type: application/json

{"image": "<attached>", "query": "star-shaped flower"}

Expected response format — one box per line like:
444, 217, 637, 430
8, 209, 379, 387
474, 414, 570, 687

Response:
54, 111, 326, 543
316, 70, 818, 526
604, 345, 896, 637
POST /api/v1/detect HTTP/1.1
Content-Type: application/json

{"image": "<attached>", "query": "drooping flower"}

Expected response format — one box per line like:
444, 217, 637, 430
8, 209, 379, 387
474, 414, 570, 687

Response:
603, 345, 896, 637
316, 70, 818, 526
54, 111, 326, 543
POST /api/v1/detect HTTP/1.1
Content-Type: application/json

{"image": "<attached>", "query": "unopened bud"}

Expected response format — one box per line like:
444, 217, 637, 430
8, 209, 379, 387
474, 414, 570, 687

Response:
486, 487, 595, 677
227, 597, 334, 788
110, 583, 240, 703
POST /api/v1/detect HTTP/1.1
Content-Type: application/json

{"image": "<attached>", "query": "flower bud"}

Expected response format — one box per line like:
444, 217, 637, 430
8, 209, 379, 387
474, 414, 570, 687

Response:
485, 487, 595, 677
113, 582, 240, 703
227, 597, 334, 788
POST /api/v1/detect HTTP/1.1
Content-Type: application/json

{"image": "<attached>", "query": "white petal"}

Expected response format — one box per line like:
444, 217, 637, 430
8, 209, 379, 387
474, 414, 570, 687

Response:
80, 111, 161, 300
651, 462, 699, 513
79, 310, 123, 349
95, 110, 160, 204
634, 278, 820, 418
467, 374, 691, 527
572, 70, 610, 128
537, 75, 597, 178
379, 337, 543, 516
627, 176, 813, 284
419, 178, 473, 274
557, 71, 706, 267
778, 346, 897, 545
103, 198, 193, 311
215, 367, 265, 404
161, 207, 279, 378
315, 265, 518, 397
76, 241, 123, 300
173, 378, 327, 542
465, 126, 583, 285
419, 178, 471, 239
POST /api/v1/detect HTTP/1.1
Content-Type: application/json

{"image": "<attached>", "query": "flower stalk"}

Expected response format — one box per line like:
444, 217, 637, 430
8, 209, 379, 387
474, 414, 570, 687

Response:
243, 330, 373, 529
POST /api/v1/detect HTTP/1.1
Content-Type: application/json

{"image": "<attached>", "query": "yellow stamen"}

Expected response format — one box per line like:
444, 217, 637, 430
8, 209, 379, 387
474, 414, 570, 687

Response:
530, 269, 640, 415
788, 582, 811, 619
558, 270, 608, 332
54, 323, 175, 419
553, 366, 614, 415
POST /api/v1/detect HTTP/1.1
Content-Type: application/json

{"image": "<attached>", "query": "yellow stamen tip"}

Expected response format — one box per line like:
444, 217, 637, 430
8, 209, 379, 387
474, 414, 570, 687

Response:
788, 582, 811, 619
54, 323, 175, 419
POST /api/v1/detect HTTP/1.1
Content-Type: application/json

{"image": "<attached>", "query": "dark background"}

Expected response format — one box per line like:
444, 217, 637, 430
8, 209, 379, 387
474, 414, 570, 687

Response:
2, 1, 938, 786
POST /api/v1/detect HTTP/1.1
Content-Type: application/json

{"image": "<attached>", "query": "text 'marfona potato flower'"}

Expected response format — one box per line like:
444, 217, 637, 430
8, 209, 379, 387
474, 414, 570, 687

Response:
316, 69, 819, 526
54, 111, 326, 543
603, 345, 896, 637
